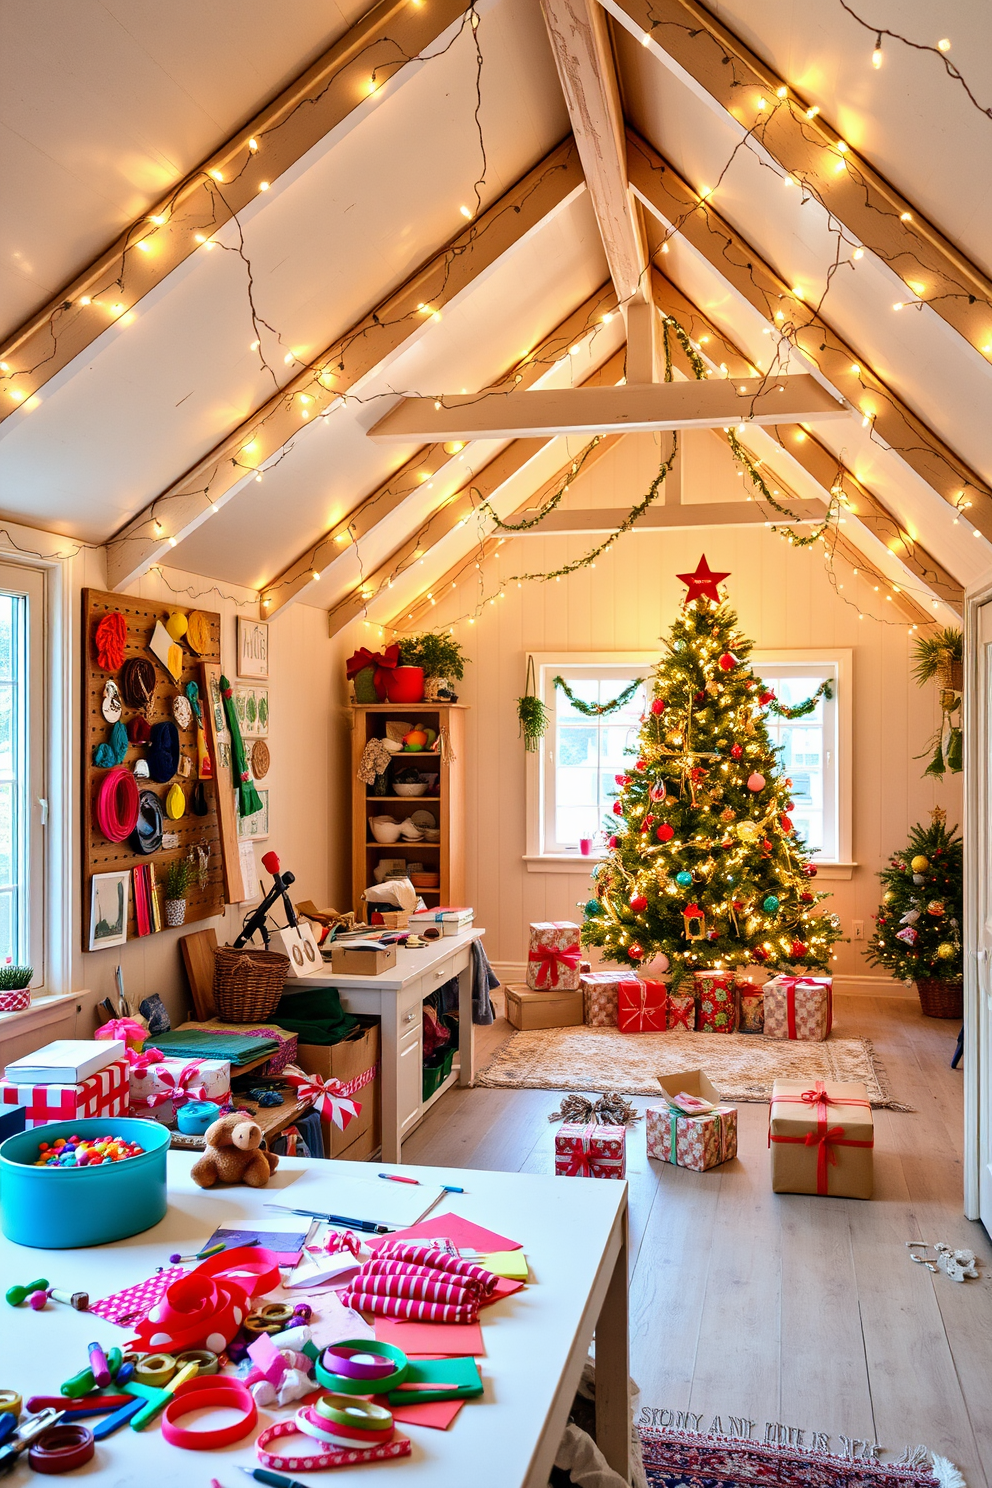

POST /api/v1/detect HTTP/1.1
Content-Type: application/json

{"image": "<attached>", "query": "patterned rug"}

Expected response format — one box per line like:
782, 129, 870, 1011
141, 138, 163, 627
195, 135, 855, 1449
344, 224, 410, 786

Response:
640, 1429, 961, 1488
477, 1028, 908, 1109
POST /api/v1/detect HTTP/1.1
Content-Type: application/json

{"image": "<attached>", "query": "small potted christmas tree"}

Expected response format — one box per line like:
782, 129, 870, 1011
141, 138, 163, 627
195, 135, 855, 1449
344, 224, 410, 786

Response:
866, 807, 962, 1017
164, 858, 191, 928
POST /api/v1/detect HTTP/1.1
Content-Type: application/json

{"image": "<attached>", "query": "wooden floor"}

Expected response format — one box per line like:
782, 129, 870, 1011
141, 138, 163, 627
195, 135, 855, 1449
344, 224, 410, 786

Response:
403, 993, 992, 1484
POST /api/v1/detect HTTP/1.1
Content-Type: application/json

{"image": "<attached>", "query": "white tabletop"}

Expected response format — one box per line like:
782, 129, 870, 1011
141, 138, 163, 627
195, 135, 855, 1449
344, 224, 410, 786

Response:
1, 1151, 626, 1486
295, 927, 483, 991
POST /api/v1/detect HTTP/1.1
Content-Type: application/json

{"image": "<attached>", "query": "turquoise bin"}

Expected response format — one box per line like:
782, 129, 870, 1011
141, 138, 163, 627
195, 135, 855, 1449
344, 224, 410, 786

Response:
0, 1117, 170, 1248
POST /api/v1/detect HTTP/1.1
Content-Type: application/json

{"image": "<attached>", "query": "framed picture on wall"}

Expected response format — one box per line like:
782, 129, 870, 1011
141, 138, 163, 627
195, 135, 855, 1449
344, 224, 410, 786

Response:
237, 788, 269, 840
89, 871, 130, 951
237, 617, 269, 679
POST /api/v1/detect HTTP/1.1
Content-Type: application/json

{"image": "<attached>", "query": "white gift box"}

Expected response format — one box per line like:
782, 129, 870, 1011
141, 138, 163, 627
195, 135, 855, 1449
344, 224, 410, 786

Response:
129, 1056, 230, 1123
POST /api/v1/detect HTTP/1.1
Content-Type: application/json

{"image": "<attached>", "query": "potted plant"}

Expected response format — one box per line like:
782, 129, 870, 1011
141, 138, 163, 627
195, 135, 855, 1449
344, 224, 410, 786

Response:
0, 962, 33, 1013
164, 858, 192, 928
912, 628, 963, 777
399, 633, 467, 700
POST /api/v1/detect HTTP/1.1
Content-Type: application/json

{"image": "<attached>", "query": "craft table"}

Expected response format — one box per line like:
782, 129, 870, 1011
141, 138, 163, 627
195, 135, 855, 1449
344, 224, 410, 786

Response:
291, 928, 484, 1163
0, 1151, 630, 1486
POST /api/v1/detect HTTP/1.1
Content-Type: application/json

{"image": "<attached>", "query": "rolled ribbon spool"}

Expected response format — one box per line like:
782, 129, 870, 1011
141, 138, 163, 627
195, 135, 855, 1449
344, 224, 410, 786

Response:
315, 1340, 407, 1396
255, 1418, 410, 1473
195, 1244, 282, 1299
95, 766, 139, 842
313, 1394, 393, 1432
160, 1377, 257, 1449
0, 1391, 21, 1417
133, 1353, 176, 1388
319, 1344, 400, 1381
176, 1101, 220, 1135
28, 1424, 95, 1475
296, 1404, 394, 1448
244, 1301, 295, 1336
173, 1350, 218, 1377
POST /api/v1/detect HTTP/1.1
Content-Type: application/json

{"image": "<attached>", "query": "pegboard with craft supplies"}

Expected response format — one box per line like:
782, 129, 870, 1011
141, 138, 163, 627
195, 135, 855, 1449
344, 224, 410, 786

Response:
82, 588, 233, 949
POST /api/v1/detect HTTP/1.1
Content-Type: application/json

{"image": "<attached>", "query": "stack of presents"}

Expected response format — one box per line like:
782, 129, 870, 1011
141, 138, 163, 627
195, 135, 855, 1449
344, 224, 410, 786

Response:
517, 921, 873, 1202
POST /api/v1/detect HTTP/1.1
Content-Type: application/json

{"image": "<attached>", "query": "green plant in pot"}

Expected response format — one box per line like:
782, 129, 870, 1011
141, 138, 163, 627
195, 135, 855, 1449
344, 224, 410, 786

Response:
912, 628, 962, 777
164, 857, 192, 928
0, 962, 34, 1012
399, 633, 467, 700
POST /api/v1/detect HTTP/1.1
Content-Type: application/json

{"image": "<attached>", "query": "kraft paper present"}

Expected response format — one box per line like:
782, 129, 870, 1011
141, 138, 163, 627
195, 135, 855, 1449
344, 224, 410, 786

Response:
505, 983, 583, 1031
554, 1122, 626, 1179
527, 922, 582, 991
737, 981, 765, 1034
769, 1078, 873, 1199
646, 1102, 738, 1171
763, 975, 833, 1041
694, 971, 738, 1033
580, 971, 621, 1027
617, 977, 668, 1033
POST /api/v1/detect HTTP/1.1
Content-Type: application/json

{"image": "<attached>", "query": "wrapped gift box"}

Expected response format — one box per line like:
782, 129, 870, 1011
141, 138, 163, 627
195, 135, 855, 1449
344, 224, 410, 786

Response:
737, 981, 764, 1034
648, 1070, 736, 1171
554, 1122, 626, 1179
769, 1078, 873, 1198
129, 1056, 230, 1125
527, 922, 582, 992
665, 990, 695, 1032
694, 971, 738, 1033
617, 978, 669, 1033
763, 976, 833, 1041
580, 972, 621, 1028
0, 1057, 129, 1128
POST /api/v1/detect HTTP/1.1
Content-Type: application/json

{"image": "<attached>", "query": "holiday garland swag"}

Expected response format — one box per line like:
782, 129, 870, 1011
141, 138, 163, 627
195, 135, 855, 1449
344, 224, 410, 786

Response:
582, 557, 842, 982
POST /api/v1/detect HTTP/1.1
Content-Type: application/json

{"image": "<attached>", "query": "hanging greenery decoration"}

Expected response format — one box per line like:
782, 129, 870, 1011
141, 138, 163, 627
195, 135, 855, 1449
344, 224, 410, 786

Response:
765, 680, 834, 719
553, 676, 643, 716
912, 628, 962, 777
479, 437, 603, 531
517, 656, 549, 752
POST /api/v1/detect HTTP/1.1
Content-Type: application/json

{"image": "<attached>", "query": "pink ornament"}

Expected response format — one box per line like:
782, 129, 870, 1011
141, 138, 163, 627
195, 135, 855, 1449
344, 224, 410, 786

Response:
747, 773, 766, 792
895, 926, 918, 945
645, 952, 670, 973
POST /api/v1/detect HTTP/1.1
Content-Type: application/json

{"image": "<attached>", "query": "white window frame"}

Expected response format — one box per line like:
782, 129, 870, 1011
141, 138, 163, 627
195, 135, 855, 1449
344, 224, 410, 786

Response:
524, 648, 853, 877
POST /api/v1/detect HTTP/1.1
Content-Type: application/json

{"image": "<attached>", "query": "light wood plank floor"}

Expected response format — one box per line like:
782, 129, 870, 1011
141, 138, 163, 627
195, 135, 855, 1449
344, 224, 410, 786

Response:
403, 993, 992, 1485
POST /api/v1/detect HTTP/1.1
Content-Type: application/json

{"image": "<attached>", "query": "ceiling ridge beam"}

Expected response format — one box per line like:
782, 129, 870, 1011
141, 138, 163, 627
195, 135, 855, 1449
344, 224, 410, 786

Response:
0, 0, 472, 420
650, 267, 964, 613
104, 137, 584, 592
327, 348, 626, 636
261, 282, 619, 617
627, 127, 992, 538
601, 0, 992, 357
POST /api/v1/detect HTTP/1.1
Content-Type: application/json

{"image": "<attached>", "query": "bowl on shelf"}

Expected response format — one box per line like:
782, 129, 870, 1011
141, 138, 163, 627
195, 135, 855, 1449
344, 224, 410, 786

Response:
398, 819, 423, 840
410, 871, 440, 888
370, 817, 403, 843
394, 782, 427, 797
422, 828, 441, 842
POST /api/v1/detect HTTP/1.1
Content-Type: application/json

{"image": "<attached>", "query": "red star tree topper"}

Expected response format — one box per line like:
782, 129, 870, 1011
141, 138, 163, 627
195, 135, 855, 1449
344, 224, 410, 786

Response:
676, 554, 730, 605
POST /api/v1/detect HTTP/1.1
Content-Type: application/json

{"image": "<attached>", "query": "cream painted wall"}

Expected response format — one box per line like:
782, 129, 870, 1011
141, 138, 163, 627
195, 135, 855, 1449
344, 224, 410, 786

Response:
419, 431, 963, 985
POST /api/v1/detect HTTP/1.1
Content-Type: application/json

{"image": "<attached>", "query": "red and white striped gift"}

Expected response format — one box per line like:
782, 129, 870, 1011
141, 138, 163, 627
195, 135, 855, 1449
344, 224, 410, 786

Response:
0, 1057, 129, 1128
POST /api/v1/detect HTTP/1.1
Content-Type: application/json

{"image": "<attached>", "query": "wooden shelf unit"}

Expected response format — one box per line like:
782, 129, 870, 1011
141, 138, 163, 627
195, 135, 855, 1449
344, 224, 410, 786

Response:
350, 703, 466, 921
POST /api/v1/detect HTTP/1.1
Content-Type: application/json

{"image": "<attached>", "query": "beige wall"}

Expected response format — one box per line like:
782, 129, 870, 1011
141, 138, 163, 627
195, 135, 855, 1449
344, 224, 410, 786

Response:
420, 432, 963, 985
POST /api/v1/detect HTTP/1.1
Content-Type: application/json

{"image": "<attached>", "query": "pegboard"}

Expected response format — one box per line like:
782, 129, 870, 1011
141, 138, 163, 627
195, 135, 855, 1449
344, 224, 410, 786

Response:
82, 588, 231, 951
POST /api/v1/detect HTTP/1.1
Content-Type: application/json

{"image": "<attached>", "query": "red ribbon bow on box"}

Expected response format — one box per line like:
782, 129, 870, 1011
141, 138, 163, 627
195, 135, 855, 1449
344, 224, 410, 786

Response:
345, 644, 400, 702
528, 943, 581, 988
141, 1062, 208, 1109
769, 1081, 873, 1194
284, 1063, 377, 1130
128, 1047, 165, 1073
564, 1128, 596, 1177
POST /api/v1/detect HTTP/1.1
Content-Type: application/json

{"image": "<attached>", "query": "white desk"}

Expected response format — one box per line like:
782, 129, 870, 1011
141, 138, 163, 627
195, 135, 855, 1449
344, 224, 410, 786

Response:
1, 1153, 630, 1486
296, 929, 483, 1163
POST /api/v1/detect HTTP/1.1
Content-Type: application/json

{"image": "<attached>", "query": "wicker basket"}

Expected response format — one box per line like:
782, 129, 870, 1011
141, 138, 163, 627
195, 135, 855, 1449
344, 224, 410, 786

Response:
915, 977, 963, 1019
213, 946, 290, 1022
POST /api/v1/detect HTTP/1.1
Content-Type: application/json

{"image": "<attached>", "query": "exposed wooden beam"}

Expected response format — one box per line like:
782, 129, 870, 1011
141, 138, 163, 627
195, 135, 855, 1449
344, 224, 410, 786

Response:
503, 499, 826, 533
650, 267, 965, 614
0, 0, 471, 421
261, 282, 619, 616
540, 0, 647, 305
601, 0, 992, 359
627, 128, 992, 538
328, 349, 626, 636
105, 138, 585, 592
368, 371, 844, 440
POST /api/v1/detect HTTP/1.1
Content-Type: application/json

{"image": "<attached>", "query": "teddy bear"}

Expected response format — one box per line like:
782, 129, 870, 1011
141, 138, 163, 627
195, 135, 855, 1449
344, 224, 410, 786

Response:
190, 1111, 279, 1188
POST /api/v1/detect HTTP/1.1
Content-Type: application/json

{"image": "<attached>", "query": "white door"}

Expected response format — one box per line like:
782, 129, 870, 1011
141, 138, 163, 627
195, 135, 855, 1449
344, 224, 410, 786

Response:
965, 593, 992, 1230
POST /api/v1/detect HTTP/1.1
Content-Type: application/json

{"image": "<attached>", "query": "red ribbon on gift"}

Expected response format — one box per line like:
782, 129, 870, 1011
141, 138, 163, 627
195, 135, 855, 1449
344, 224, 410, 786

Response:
780, 977, 833, 1039
345, 644, 400, 701
564, 1127, 595, 1176
665, 993, 694, 1031
528, 942, 581, 988
769, 1082, 873, 1194
617, 979, 667, 1033
284, 1062, 377, 1130
127, 1047, 164, 1072
142, 1062, 209, 1109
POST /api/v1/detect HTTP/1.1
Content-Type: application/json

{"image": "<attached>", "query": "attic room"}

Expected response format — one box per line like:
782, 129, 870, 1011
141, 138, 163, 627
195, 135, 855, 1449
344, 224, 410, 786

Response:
0, 0, 989, 1483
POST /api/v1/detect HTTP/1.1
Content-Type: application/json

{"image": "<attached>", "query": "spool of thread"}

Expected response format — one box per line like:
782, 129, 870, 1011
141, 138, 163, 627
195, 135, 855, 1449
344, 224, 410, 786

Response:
0, 1391, 21, 1417
174, 1350, 218, 1377
5, 1279, 48, 1306
133, 1354, 177, 1388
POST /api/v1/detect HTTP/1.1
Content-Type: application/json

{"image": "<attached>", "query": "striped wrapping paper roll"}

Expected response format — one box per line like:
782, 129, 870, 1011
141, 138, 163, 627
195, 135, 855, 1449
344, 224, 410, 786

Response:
374, 1242, 499, 1294
341, 1291, 480, 1323
351, 1271, 477, 1306
362, 1259, 489, 1299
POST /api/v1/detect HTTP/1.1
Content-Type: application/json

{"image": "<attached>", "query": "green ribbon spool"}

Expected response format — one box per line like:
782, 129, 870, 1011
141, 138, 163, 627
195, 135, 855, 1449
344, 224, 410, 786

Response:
314, 1393, 393, 1431
314, 1340, 408, 1396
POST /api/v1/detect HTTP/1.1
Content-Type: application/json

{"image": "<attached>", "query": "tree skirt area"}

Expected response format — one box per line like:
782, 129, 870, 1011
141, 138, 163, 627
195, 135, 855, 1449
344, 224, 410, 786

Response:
639, 1429, 962, 1488
477, 1028, 908, 1109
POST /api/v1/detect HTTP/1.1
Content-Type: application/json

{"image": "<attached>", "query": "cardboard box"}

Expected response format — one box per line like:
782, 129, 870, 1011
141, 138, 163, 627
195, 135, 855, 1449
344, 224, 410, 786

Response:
505, 983, 584, 1031
656, 1068, 723, 1109
296, 1017, 380, 1160
769, 1078, 873, 1198
648, 1068, 737, 1171
330, 943, 397, 976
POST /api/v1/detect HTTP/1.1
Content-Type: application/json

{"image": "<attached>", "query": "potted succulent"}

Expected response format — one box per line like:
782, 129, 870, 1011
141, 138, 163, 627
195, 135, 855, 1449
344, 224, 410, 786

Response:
164, 858, 192, 928
399, 633, 467, 701
0, 962, 33, 1013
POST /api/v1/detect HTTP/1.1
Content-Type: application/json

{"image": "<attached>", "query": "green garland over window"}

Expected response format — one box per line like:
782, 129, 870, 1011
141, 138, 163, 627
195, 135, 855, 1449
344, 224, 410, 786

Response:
765, 680, 833, 718
554, 676, 642, 716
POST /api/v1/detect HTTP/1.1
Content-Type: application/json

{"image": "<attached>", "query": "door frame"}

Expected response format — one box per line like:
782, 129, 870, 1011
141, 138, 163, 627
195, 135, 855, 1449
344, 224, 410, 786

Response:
963, 577, 992, 1220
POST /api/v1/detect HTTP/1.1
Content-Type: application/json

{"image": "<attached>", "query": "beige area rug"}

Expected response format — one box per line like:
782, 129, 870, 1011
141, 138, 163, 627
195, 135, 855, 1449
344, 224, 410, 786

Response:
477, 1028, 909, 1109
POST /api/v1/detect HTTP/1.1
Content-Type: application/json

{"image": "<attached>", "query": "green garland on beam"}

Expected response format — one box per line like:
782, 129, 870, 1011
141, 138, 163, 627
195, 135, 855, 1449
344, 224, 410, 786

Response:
554, 676, 642, 715
478, 437, 603, 531
765, 680, 833, 718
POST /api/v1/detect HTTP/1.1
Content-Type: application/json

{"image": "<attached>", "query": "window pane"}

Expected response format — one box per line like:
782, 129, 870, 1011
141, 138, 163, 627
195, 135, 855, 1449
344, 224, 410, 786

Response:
0, 684, 12, 776
0, 888, 13, 963
0, 597, 13, 682
552, 675, 647, 847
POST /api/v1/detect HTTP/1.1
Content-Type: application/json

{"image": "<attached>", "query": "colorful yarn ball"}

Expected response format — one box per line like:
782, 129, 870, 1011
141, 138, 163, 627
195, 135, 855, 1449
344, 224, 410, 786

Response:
34, 1134, 145, 1168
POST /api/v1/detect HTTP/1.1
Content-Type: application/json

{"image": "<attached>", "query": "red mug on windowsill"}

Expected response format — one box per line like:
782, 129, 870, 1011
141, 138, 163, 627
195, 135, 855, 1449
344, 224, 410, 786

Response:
579, 838, 592, 856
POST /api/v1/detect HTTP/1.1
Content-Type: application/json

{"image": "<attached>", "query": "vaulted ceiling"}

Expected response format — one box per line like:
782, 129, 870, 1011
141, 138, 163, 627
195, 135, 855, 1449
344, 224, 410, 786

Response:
2, 0, 989, 630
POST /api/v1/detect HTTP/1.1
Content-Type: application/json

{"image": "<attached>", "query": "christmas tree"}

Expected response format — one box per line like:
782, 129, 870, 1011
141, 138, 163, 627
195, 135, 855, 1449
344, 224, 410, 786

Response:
865, 808, 962, 984
581, 556, 842, 983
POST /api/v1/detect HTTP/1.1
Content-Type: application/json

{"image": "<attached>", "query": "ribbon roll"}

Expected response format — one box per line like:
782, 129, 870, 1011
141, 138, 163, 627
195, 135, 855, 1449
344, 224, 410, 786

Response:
161, 1377, 257, 1450
133, 1354, 176, 1387
95, 766, 140, 842
319, 1344, 398, 1382
28, 1424, 95, 1475
0, 1391, 21, 1416
256, 1418, 412, 1472
314, 1394, 392, 1431
296, 1404, 394, 1448
316, 1341, 407, 1396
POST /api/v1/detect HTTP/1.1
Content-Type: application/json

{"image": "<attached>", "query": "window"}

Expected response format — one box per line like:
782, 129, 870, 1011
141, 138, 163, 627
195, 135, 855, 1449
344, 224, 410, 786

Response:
525, 650, 851, 871
0, 564, 47, 981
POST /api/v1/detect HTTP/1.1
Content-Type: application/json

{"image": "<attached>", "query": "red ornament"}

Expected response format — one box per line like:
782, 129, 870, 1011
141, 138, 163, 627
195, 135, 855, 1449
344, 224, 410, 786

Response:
630, 894, 648, 913
608, 835, 619, 848
804, 864, 818, 878
651, 698, 666, 715
642, 814, 655, 827
628, 943, 644, 961
780, 815, 793, 832
800, 891, 814, 903
790, 940, 808, 958
657, 824, 675, 842
612, 801, 623, 815
758, 690, 775, 706
730, 744, 743, 760
635, 759, 647, 772
677, 555, 731, 604
786, 800, 795, 810
761, 838, 772, 854
718, 652, 738, 671
615, 774, 630, 787
752, 946, 768, 961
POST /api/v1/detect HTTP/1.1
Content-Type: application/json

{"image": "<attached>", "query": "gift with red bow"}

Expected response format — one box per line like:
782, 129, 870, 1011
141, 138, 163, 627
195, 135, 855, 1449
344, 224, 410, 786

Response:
346, 644, 401, 702
769, 1078, 873, 1198
763, 975, 832, 1041
616, 977, 669, 1033
554, 1122, 626, 1180
527, 921, 582, 991
283, 1062, 375, 1131
129, 1057, 230, 1124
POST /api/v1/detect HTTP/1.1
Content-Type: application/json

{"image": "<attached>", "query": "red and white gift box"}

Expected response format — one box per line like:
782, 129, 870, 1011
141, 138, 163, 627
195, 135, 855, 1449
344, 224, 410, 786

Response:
0, 1057, 129, 1128
617, 978, 668, 1033
129, 1056, 230, 1124
580, 972, 621, 1027
646, 1102, 738, 1171
694, 971, 738, 1034
763, 975, 833, 1041
665, 990, 695, 1031
554, 1122, 626, 1179
527, 922, 582, 992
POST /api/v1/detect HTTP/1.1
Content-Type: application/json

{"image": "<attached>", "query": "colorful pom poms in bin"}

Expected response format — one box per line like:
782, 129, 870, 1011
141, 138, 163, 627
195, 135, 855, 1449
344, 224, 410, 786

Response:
34, 1134, 146, 1167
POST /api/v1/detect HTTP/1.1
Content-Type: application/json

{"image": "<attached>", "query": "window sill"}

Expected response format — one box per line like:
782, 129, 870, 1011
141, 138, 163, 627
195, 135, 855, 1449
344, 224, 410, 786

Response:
809, 862, 857, 880
524, 855, 857, 880
0, 991, 77, 1036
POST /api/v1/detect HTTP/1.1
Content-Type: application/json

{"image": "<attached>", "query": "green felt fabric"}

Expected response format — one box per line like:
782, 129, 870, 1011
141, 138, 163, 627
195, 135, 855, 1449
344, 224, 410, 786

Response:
153, 1029, 280, 1065
272, 986, 357, 1045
